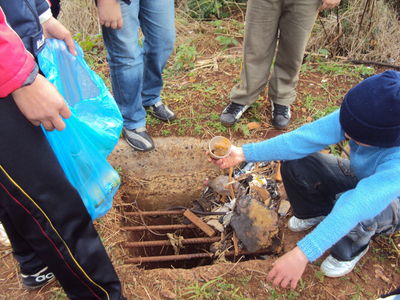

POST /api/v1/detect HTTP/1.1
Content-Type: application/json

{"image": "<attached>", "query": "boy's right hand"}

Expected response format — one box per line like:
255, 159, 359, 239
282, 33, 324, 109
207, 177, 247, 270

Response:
208, 145, 246, 169
97, 0, 123, 29
12, 74, 71, 131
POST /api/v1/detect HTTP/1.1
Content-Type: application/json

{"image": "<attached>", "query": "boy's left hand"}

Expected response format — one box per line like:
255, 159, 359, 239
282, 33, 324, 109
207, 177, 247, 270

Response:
42, 17, 76, 56
267, 246, 309, 289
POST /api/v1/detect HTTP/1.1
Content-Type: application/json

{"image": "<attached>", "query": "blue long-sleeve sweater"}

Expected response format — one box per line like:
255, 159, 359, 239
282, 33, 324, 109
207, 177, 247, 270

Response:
242, 110, 400, 262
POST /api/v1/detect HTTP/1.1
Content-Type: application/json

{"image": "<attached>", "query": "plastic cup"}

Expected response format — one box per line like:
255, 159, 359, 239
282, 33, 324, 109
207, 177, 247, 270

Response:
208, 136, 232, 159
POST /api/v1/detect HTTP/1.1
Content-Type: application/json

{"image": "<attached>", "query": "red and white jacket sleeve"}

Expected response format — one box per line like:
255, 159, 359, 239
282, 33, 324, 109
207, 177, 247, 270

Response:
0, 8, 35, 98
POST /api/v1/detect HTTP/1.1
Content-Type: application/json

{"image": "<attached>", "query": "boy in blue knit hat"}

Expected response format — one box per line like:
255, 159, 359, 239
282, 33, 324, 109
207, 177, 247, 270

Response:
211, 70, 400, 291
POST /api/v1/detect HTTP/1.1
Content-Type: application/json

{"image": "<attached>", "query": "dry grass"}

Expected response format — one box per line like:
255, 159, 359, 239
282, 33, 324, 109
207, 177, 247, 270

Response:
58, 0, 100, 36
308, 0, 400, 64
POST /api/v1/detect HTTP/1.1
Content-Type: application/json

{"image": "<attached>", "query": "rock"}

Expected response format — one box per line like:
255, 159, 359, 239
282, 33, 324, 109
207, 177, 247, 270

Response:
278, 200, 291, 216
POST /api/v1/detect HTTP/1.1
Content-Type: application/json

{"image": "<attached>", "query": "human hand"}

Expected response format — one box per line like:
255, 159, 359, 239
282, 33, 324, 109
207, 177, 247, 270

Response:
207, 145, 246, 169
97, 0, 123, 29
319, 0, 341, 11
267, 247, 309, 289
12, 74, 71, 131
42, 17, 76, 55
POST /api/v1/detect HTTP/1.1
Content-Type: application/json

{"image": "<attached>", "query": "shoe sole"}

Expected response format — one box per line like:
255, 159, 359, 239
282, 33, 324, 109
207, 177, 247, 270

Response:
124, 136, 155, 152
321, 246, 369, 278
122, 132, 155, 152
22, 276, 56, 290
149, 111, 177, 122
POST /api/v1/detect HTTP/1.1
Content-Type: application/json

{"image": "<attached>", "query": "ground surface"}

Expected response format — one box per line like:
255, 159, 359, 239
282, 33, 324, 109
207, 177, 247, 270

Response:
1, 13, 399, 300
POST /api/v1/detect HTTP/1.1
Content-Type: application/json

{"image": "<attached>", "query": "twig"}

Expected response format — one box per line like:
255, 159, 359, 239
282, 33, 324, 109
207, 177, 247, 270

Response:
211, 255, 244, 280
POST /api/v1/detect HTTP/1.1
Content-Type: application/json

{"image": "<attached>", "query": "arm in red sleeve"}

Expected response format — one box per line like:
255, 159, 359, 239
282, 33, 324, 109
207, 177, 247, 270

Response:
0, 8, 35, 98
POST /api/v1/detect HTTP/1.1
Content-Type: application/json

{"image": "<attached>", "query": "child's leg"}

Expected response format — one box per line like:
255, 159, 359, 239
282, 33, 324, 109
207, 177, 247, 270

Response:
330, 198, 400, 261
281, 152, 358, 219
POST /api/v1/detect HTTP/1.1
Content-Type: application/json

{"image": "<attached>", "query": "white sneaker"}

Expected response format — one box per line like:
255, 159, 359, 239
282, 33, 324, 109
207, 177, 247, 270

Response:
288, 216, 325, 232
376, 296, 400, 300
321, 246, 369, 278
0, 223, 10, 247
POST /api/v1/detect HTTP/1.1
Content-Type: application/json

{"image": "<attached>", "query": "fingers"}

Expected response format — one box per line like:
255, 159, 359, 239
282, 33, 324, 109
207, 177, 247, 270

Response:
64, 32, 77, 56
42, 120, 55, 131
59, 103, 72, 119
50, 116, 66, 131
117, 18, 123, 29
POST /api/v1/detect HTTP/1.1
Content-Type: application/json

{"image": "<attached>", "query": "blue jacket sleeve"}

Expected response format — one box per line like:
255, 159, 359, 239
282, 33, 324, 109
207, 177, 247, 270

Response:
297, 158, 400, 261
243, 110, 345, 162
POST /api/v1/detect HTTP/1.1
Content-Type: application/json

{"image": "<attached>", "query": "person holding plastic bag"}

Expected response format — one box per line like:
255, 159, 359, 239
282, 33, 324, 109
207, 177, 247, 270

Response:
0, 2, 125, 299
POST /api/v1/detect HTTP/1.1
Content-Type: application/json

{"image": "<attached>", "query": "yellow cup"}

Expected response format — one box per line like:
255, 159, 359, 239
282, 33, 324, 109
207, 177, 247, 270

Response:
208, 136, 232, 159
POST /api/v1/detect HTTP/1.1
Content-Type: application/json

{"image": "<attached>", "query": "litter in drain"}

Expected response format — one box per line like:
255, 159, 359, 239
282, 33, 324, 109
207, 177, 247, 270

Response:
121, 161, 287, 268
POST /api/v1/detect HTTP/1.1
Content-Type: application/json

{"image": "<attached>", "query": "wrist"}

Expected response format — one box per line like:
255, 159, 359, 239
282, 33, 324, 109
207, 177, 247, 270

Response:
20, 63, 39, 88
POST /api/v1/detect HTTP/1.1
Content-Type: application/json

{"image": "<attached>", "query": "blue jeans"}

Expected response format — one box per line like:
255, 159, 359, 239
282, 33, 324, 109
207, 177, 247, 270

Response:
101, 0, 175, 130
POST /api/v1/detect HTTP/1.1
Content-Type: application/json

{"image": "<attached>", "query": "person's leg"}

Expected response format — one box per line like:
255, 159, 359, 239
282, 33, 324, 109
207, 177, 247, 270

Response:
321, 198, 399, 277
0, 96, 123, 299
101, 1, 154, 152
101, 0, 146, 130
221, 0, 281, 126
281, 152, 358, 219
139, 0, 175, 107
229, 0, 281, 107
269, 0, 320, 128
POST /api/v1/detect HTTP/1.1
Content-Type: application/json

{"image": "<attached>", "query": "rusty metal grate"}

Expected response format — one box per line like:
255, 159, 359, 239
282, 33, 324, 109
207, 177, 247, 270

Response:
121, 208, 276, 267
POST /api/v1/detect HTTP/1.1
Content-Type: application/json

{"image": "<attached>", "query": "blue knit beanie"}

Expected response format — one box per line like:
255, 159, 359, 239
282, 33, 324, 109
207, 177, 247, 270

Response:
339, 70, 400, 147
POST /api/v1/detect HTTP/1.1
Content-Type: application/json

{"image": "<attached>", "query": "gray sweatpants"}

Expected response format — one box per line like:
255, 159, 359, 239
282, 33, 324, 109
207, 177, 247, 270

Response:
231, 0, 320, 106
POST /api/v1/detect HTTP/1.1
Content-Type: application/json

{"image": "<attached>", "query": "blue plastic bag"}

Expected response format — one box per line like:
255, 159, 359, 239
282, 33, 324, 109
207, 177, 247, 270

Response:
38, 39, 123, 219
38, 39, 122, 157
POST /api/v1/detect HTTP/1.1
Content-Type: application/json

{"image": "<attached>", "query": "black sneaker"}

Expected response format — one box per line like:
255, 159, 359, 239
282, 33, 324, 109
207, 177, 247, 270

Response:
21, 266, 55, 290
122, 127, 155, 152
147, 101, 176, 122
272, 103, 291, 129
220, 102, 249, 126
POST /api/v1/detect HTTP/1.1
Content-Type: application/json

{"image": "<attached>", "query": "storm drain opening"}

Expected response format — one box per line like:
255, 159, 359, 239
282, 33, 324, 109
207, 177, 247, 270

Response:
121, 161, 288, 270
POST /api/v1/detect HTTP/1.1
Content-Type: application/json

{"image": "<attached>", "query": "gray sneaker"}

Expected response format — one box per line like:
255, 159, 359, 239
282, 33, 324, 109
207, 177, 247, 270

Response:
122, 127, 155, 152
288, 215, 325, 232
321, 246, 369, 277
147, 101, 176, 122
220, 103, 249, 126
271, 102, 291, 129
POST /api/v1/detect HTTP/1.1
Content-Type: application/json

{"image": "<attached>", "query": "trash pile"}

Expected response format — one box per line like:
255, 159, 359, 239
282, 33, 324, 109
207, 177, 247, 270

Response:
187, 160, 286, 257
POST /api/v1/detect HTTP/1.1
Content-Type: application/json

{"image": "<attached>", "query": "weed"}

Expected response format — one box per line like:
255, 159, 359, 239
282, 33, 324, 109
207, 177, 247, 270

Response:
314, 270, 325, 283
173, 43, 198, 71
161, 129, 172, 136
50, 289, 67, 300
180, 277, 250, 300
268, 288, 280, 300
286, 290, 300, 300
215, 35, 239, 49
354, 65, 375, 78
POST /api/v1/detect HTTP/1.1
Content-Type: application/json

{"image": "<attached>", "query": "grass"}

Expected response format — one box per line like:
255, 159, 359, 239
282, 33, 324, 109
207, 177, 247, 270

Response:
179, 277, 251, 300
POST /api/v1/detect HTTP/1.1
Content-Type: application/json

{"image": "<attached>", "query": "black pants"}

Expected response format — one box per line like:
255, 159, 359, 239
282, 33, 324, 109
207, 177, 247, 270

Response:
0, 96, 122, 299
281, 152, 400, 261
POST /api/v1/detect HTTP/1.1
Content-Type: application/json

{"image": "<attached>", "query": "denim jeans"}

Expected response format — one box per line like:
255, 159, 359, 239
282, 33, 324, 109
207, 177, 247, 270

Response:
281, 152, 400, 260
101, 0, 175, 130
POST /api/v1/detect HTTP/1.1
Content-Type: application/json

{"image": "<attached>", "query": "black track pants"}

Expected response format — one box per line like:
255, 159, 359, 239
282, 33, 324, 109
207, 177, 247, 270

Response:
0, 96, 122, 300
281, 152, 400, 261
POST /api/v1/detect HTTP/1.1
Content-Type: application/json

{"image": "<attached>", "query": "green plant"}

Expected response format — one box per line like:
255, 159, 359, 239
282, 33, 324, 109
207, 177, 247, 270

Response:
215, 35, 239, 49
187, 0, 246, 19
314, 270, 325, 283
173, 43, 198, 71
50, 289, 67, 300
181, 277, 250, 300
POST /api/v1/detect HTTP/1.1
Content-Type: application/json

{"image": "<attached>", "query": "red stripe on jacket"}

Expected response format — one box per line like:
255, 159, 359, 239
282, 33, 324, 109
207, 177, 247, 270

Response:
0, 8, 35, 98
